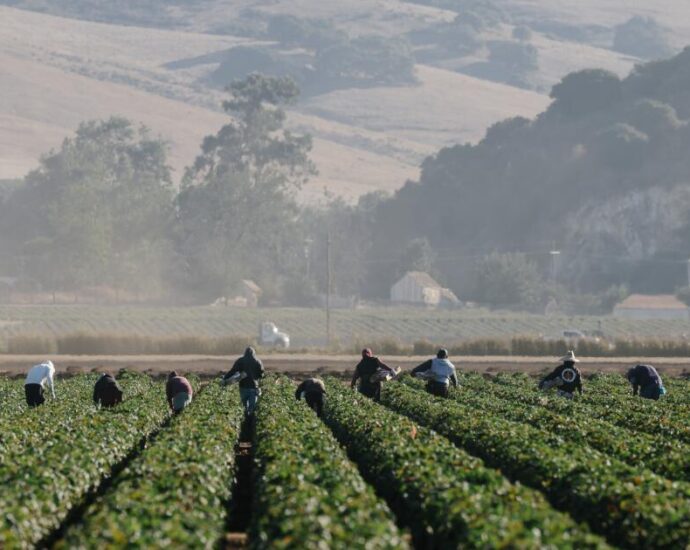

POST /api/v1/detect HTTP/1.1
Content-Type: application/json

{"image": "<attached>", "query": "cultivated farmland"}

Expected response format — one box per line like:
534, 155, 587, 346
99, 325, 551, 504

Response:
2, 371, 690, 548
2, 305, 690, 350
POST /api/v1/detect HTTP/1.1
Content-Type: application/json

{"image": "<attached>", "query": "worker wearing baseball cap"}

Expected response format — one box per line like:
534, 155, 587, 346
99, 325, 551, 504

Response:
411, 348, 458, 398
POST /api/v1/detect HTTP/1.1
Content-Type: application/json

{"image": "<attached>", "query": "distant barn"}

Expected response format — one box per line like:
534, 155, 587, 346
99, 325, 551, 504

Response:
613, 294, 689, 320
390, 271, 459, 308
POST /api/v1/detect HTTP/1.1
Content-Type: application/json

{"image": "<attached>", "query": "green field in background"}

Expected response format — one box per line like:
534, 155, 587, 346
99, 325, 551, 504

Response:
1, 306, 689, 347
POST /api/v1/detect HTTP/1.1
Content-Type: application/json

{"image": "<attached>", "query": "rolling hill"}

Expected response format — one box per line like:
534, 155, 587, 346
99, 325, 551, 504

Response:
2, 1, 689, 201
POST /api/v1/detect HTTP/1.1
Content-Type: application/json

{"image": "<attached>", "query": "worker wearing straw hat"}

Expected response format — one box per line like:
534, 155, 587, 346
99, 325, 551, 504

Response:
538, 350, 583, 399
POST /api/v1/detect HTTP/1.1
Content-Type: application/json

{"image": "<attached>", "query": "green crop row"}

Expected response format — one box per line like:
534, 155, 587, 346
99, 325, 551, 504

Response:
250, 376, 407, 549
0, 374, 170, 549
461, 372, 690, 443
322, 379, 608, 549
405, 375, 690, 483
57, 382, 242, 549
382, 381, 690, 548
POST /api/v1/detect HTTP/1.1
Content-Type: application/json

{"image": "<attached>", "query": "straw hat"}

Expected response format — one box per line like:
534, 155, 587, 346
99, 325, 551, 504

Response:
559, 350, 579, 363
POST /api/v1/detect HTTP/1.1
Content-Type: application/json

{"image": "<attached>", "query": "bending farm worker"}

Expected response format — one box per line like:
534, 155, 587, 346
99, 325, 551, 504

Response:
24, 360, 56, 407
627, 364, 666, 400
351, 348, 396, 402
93, 373, 123, 408
223, 346, 264, 416
295, 377, 326, 417
411, 348, 458, 398
166, 371, 193, 413
539, 350, 583, 399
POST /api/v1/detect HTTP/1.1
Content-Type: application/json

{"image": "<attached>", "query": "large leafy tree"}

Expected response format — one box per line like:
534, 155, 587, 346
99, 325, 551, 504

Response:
0, 117, 173, 296
174, 74, 316, 300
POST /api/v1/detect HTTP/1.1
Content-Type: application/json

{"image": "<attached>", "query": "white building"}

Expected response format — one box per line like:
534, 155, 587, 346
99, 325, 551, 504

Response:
613, 294, 689, 320
390, 271, 459, 307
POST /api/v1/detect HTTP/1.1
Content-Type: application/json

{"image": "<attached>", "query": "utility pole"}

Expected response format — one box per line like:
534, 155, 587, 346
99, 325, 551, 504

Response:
326, 231, 332, 348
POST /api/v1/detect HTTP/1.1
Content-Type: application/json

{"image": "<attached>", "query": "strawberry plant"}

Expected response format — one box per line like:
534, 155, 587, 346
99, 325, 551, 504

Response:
0, 374, 169, 548
383, 381, 690, 548
250, 376, 407, 549
323, 379, 607, 549
57, 381, 242, 549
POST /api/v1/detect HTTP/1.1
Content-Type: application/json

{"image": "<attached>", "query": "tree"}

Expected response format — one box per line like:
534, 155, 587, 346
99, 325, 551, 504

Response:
550, 69, 622, 116
473, 253, 544, 309
174, 74, 316, 300
613, 16, 672, 60
398, 238, 436, 276
0, 117, 173, 297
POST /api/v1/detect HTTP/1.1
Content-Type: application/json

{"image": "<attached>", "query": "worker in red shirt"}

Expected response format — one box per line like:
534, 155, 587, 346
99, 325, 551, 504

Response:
166, 371, 193, 413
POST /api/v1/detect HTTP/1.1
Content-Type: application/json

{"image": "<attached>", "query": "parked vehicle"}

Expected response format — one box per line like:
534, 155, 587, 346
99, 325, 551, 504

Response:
259, 322, 290, 349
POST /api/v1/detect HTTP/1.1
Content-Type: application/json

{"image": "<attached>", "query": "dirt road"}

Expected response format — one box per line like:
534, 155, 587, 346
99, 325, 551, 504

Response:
1, 354, 689, 378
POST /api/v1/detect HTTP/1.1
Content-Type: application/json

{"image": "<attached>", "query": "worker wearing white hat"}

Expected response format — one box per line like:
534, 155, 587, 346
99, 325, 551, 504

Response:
538, 351, 583, 399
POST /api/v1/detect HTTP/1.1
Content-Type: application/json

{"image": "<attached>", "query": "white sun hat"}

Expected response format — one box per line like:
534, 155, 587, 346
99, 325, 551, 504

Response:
559, 350, 579, 363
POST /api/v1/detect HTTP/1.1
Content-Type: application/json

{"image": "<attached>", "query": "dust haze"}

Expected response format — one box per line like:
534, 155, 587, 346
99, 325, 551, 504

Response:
2, 0, 690, 341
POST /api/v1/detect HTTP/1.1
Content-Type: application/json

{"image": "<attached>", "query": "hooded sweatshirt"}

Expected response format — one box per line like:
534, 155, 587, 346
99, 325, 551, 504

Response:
412, 358, 458, 387
93, 374, 123, 406
541, 362, 582, 394
295, 378, 326, 400
628, 364, 662, 395
166, 375, 193, 406
225, 347, 265, 390
25, 361, 56, 398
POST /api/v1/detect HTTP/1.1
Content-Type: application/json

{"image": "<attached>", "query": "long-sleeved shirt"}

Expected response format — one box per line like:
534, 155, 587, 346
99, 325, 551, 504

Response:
351, 356, 394, 389
25, 362, 55, 398
540, 363, 582, 394
166, 376, 193, 407
628, 364, 662, 395
225, 350, 265, 390
295, 378, 326, 400
412, 358, 458, 387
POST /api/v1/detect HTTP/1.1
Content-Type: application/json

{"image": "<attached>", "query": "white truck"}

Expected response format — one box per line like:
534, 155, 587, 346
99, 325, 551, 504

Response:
259, 322, 290, 349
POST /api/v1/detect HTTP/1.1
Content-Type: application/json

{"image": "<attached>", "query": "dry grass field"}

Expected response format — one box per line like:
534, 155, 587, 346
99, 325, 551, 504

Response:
0, 5, 543, 202
3, 1, 690, 202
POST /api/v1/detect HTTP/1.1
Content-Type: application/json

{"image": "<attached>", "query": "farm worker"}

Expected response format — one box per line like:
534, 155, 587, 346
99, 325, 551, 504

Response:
295, 377, 326, 417
224, 347, 265, 416
538, 350, 583, 399
24, 360, 56, 407
351, 348, 396, 402
627, 364, 666, 400
93, 373, 123, 408
411, 348, 458, 398
166, 371, 193, 413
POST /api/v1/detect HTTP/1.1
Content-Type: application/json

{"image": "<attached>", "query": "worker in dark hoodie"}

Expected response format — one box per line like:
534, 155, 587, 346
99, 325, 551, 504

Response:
166, 371, 193, 413
295, 377, 326, 417
538, 351, 583, 399
627, 364, 666, 400
351, 348, 397, 402
223, 347, 265, 416
93, 373, 123, 408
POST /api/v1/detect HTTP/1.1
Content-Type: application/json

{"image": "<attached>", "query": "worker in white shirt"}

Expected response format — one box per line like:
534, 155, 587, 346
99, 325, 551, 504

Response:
24, 360, 56, 407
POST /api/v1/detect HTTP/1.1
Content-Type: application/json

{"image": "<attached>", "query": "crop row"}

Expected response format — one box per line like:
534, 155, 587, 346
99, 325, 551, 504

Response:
382, 381, 690, 548
322, 379, 607, 548
461, 372, 690, 443
56, 381, 242, 549
0, 373, 170, 548
0, 374, 158, 468
250, 377, 406, 549
406, 375, 690, 484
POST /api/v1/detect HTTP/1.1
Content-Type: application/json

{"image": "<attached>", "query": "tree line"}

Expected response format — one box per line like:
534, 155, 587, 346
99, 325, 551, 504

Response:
5, 47, 690, 309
